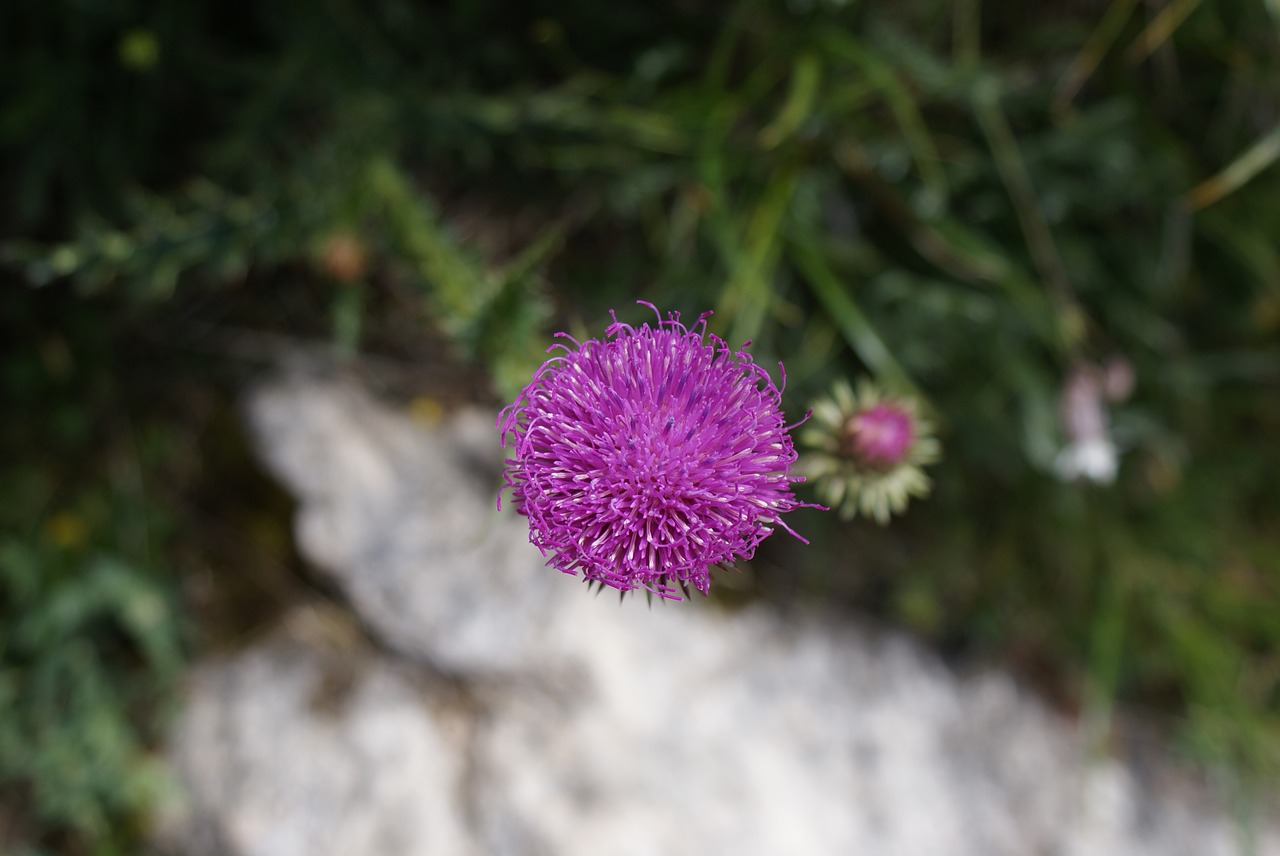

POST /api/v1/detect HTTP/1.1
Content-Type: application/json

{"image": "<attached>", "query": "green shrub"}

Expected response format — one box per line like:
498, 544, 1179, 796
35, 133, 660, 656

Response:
1, 291, 185, 853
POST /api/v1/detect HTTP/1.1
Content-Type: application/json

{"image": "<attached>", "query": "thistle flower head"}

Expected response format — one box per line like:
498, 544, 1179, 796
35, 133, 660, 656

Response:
498, 303, 814, 600
801, 380, 939, 523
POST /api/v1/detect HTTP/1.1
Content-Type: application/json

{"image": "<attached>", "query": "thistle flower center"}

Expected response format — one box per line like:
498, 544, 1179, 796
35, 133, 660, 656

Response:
845, 403, 914, 468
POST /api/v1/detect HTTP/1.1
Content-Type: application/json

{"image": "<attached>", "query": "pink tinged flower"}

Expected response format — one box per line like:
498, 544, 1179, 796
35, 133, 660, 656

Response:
1053, 363, 1122, 485
497, 303, 815, 600
846, 402, 915, 468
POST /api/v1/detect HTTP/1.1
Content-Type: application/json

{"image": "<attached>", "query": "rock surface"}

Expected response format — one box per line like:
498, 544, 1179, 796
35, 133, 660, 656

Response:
158, 374, 1279, 856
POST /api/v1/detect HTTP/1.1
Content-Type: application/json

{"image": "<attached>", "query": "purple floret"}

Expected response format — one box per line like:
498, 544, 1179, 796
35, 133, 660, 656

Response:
498, 303, 812, 599
847, 403, 915, 468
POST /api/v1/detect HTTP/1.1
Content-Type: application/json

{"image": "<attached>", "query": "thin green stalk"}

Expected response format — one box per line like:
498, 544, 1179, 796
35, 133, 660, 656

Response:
790, 236, 922, 400
759, 53, 822, 150
723, 165, 799, 346
1126, 0, 1203, 64
952, 0, 981, 70
1188, 123, 1280, 211
1084, 518, 1127, 760
824, 33, 949, 205
972, 85, 1084, 352
1053, 0, 1140, 118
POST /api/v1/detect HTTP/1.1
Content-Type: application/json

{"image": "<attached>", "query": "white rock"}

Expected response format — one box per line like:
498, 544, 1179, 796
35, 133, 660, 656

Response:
245, 378, 562, 676
160, 374, 1278, 856
158, 606, 476, 856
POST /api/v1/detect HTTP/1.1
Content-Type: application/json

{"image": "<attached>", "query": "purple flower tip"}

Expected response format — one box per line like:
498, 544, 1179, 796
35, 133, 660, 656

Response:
846, 403, 915, 468
498, 303, 813, 600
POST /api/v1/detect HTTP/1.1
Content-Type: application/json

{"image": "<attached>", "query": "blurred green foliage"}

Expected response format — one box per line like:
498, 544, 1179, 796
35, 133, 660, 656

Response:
3, 0, 1280, 848
1, 293, 185, 854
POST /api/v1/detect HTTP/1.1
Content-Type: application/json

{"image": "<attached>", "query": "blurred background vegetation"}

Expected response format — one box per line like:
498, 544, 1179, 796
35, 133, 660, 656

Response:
3, 0, 1279, 851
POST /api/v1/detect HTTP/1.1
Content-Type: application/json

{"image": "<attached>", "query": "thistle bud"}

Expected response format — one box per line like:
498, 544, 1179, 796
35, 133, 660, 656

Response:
801, 380, 939, 523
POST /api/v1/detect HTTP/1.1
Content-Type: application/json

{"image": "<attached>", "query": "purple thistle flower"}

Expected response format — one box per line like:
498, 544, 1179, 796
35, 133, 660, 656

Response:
497, 303, 814, 600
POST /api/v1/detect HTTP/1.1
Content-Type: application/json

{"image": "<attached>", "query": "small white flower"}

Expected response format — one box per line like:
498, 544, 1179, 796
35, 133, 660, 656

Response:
1053, 437, 1118, 484
1054, 362, 1127, 485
